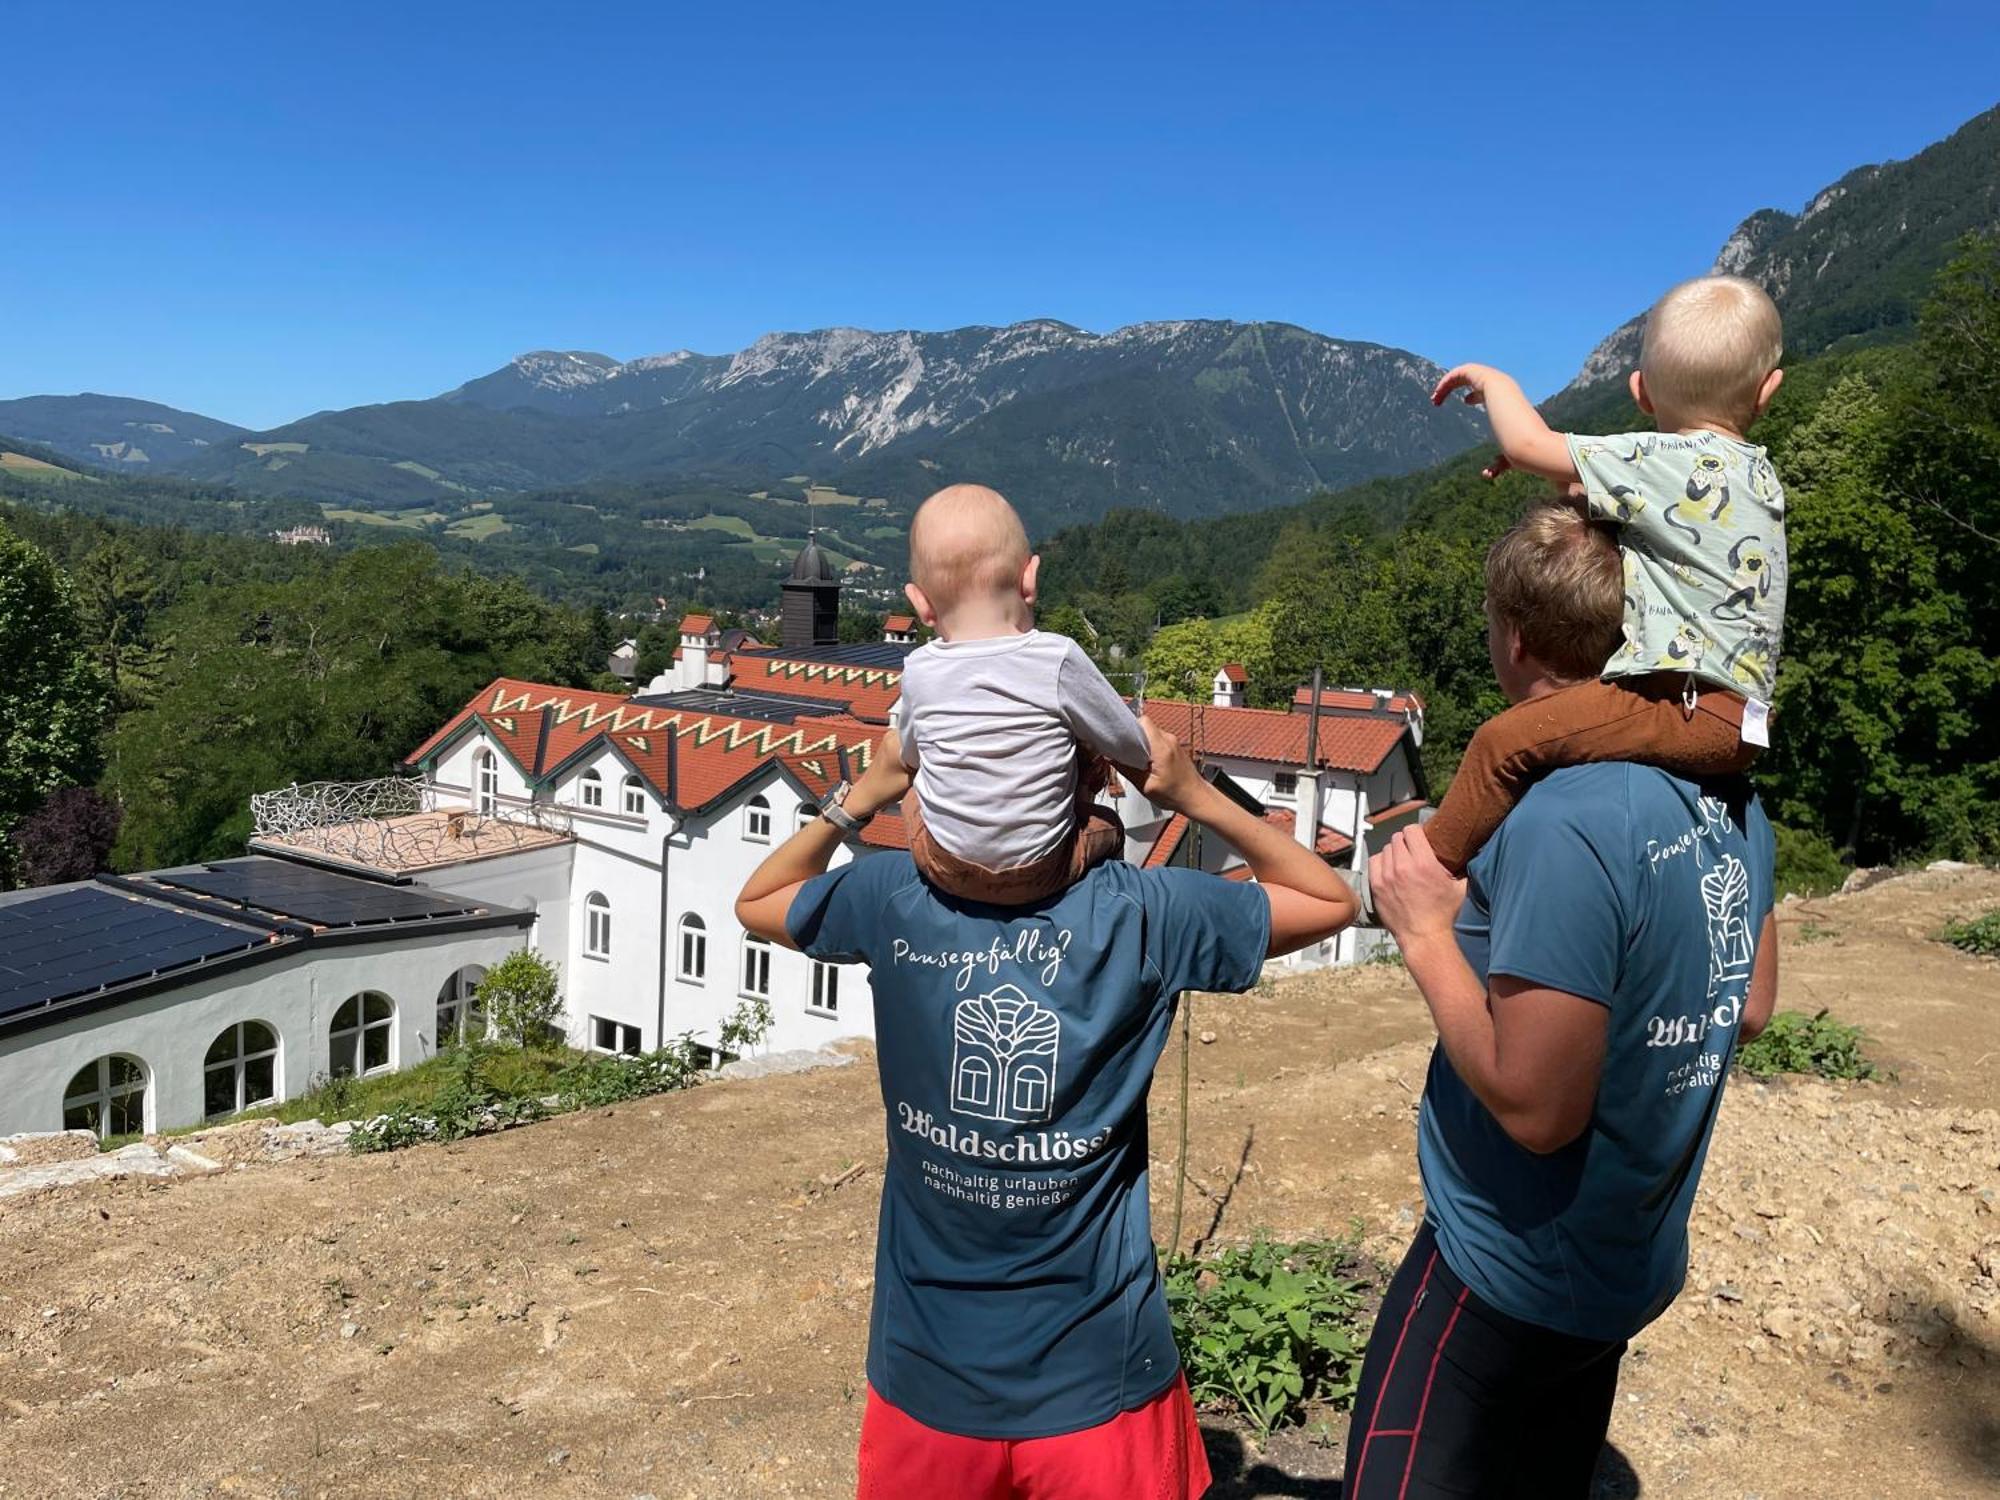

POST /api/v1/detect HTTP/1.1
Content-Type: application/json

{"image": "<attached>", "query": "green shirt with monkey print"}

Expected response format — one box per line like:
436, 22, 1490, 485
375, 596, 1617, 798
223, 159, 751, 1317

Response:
1567, 430, 1786, 704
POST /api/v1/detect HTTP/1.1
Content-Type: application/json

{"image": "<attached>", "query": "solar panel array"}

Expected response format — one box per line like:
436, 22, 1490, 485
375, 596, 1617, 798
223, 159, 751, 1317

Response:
0, 887, 268, 1021
152, 860, 481, 927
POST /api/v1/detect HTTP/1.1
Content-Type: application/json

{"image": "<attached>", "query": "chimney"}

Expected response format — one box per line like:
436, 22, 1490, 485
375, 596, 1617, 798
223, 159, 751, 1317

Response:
1297, 664, 1323, 852
883, 614, 917, 646
1212, 663, 1247, 709
676, 614, 717, 691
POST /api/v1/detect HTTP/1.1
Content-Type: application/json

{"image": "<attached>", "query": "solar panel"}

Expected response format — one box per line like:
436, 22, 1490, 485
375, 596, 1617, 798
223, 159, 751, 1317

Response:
0, 888, 269, 1022
152, 858, 481, 927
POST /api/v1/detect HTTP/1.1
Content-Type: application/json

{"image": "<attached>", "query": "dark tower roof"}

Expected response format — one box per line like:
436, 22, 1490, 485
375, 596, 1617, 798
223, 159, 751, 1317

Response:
790, 534, 836, 583
781, 531, 841, 649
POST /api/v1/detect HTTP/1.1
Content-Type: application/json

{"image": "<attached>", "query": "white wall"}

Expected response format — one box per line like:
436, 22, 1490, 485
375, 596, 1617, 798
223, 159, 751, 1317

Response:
0, 926, 529, 1137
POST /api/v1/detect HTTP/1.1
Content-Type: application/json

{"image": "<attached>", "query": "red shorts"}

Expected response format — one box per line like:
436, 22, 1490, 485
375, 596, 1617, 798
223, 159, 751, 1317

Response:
856, 1374, 1212, 1500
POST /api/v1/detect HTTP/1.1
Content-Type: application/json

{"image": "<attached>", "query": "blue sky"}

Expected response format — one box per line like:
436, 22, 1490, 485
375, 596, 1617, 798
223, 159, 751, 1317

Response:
6, 3, 1997, 431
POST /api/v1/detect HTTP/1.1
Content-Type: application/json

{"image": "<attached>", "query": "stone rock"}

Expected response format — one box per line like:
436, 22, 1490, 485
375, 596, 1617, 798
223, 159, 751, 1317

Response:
717, 1047, 859, 1081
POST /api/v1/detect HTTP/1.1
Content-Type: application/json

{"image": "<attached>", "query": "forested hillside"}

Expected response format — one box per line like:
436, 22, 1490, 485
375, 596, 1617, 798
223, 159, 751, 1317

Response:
0, 504, 615, 884
1044, 240, 2000, 869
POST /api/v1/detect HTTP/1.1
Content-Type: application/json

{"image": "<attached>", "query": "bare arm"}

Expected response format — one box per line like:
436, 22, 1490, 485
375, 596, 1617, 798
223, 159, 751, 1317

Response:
735, 733, 914, 949
1741, 911, 1779, 1040
1432, 363, 1578, 484
1372, 826, 1607, 1153
1137, 718, 1358, 956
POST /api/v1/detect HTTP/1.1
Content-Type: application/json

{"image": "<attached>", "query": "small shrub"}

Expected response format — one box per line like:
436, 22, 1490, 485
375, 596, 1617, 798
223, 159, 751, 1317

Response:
1773, 823, 1847, 899
478, 950, 563, 1047
1164, 1236, 1371, 1440
718, 995, 773, 1054
347, 1044, 547, 1153
554, 1041, 705, 1110
1735, 1008, 1878, 1081
1940, 910, 2000, 959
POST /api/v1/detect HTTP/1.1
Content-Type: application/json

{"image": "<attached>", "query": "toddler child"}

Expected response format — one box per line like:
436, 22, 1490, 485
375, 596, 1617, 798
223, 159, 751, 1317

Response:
888, 483, 1151, 905
1421, 274, 1789, 876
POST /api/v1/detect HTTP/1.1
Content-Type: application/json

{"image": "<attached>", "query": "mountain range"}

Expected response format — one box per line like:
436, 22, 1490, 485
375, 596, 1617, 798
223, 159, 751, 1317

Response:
0, 323, 1487, 529
3, 104, 1995, 535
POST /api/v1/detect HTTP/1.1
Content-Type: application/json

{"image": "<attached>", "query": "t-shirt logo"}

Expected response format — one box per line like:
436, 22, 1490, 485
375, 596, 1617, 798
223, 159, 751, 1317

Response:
1701, 853, 1754, 1004
951, 984, 1061, 1124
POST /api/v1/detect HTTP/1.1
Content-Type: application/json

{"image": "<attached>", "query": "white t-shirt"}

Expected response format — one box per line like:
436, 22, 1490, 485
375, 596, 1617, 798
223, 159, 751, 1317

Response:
890, 630, 1151, 871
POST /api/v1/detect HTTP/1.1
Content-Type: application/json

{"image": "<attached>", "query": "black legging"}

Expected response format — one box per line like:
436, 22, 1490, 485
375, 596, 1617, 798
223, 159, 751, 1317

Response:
1343, 1223, 1627, 1499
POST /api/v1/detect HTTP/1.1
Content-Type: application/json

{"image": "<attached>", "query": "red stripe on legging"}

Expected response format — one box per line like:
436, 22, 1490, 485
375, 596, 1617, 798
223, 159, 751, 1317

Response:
1346, 1249, 1438, 1498
1396, 1286, 1470, 1500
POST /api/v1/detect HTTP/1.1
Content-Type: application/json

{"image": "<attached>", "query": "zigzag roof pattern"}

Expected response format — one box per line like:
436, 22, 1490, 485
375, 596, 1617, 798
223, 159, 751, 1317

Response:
732, 652, 904, 722
406, 678, 884, 813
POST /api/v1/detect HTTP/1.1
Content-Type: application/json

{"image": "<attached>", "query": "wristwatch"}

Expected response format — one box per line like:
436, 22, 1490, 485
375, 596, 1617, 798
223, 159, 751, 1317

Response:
818, 780, 873, 832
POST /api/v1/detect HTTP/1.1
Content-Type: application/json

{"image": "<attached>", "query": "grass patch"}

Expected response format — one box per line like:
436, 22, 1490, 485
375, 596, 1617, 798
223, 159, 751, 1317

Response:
323, 506, 425, 529
446, 512, 511, 539
0, 452, 83, 482
241, 441, 309, 456
1939, 910, 2000, 958
687, 513, 758, 539
803, 484, 865, 507
1736, 1009, 1878, 1081
565, 542, 600, 555
1165, 1236, 1373, 1440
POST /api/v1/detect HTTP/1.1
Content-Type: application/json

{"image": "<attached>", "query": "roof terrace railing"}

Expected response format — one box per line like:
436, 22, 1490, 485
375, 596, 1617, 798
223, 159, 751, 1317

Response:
250, 776, 572, 870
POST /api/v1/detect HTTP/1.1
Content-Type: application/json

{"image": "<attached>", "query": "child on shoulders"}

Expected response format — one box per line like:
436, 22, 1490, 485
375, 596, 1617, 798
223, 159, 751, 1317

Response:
890, 484, 1151, 905
1421, 274, 1789, 875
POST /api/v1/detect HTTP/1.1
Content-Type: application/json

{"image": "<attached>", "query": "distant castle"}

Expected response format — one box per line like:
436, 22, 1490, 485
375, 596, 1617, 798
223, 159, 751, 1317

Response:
272, 524, 332, 547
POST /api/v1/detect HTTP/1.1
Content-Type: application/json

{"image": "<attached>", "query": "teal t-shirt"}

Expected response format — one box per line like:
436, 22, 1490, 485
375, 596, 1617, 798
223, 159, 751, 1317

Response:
787, 853, 1270, 1438
1417, 763, 1775, 1342
1568, 430, 1787, 703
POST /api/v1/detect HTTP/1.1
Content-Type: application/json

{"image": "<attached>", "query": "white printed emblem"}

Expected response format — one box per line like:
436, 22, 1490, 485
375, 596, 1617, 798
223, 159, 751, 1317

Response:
1701, 853, 1754, 1005
950, 983, 1061, 1124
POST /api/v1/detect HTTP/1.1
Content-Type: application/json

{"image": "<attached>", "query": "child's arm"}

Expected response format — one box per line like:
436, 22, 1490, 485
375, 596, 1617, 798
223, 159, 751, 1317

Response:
1432, 364, 1578, 483
1055, 639, 1151, 776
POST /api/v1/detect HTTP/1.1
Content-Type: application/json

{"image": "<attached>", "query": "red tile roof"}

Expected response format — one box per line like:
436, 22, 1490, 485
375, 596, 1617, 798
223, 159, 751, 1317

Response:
1142, 814, 1190, 869
1367, 798, 1429, 826
1261, 807, 1355, 858
884, 614, 917, 632
1292, 685, 1424, 714
1217, 663, 1247, 684
680, 613, 715, 635
1141, 699, 1408, 774
406, 678, 885, 814
732, 652, 904, 723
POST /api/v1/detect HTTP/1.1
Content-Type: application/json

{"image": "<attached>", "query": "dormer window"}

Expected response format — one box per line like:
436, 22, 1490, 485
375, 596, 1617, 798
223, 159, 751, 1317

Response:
745, 794, 772, 843
622, 774, 646, 816
475, 750, 498, 815
580, 769, 604, 809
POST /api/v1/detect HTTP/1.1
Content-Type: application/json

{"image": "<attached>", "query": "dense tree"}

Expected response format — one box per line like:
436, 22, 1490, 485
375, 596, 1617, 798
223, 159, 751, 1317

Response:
106, 544, 601, 868
0, 524, 106, 880
14, 786, 122, 887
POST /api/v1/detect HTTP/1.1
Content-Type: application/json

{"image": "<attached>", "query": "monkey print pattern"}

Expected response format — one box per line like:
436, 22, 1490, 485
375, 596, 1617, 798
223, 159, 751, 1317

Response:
1566, 429, 1788, 703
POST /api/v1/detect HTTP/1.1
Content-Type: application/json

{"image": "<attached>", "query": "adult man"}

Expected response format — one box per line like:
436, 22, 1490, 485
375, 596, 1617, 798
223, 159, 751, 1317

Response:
1350, 500, 1779, 1499
736, 719, 1356, 1500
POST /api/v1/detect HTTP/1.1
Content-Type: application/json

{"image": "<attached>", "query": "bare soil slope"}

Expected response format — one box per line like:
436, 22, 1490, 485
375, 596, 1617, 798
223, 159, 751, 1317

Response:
0, 868, 1994, 1500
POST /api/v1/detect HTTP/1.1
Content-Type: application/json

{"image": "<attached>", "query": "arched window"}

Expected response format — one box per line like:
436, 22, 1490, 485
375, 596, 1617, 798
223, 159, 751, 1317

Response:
740, 935, 771, 997
808, 960, 839, 1017
330, 992, 394, 1079
622, 774, 647, 816
204, 1021, 279, 1119
584, 892, 612, 958
435, 966, 487, 1047
1011, 1064, 1050, 1117
63, 1055, 147, 1139
955, 1054, 993, 1109
579, 768, 604, 809
678, 913, 707, 982
475, 750, 499, 815
744, 794, 772, 843
796, 803, 819, 832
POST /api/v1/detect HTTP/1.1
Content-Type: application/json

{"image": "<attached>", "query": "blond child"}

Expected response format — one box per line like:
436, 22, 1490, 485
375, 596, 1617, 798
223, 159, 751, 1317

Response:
888, 484, 1150, 905
1421, 274, 1788, 875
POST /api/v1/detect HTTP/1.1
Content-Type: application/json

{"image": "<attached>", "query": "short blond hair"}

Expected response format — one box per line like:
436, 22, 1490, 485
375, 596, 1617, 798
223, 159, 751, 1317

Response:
1484, 499, 1623, 681
907, 484, 1032, 612
1640, 275, 1783, 427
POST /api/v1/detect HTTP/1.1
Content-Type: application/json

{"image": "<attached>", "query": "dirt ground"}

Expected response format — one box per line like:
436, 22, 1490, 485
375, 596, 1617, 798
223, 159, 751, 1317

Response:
0, 867, 1994, 1500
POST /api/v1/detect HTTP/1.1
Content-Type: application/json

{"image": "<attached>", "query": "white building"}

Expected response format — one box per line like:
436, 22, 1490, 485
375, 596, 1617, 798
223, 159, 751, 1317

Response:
0, 859, 532, 1138
0, 543, 1426, 1138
